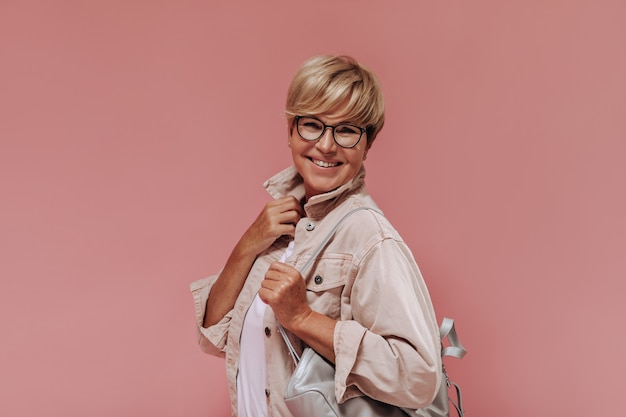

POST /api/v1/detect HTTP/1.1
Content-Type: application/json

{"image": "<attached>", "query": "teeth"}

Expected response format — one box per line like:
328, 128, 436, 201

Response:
312, 159, 340, 168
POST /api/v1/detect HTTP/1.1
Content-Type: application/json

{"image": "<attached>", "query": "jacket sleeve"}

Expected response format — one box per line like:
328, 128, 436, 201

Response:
189, 274, 232, 358
333, 236, 442, 409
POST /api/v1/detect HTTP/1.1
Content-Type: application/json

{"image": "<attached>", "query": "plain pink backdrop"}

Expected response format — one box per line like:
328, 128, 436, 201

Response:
1, 1, 624, 416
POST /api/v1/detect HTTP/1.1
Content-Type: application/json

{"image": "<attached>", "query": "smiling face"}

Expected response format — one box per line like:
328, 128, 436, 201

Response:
285, 55, 386, 199
289, 114, 368, 200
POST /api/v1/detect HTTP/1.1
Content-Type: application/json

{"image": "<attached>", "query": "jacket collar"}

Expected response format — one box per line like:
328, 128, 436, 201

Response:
263, 165, 367, 219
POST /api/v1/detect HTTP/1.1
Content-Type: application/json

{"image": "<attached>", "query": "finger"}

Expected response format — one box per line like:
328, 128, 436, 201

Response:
257, 288, 270, 304
268, 261, 297, 273
262, 268, 281, 283
272, 195, 299, 210
255, 211, 296, 237
260, 276, 280, 291
271, 223, 296, 238
273, 203, 303, 223
260, 274, 291, 300
274, 209, 301, 226
263, 204, 301, 229
266, 262, 302, 284
275, 195, 305, 217
287, 195, 306, 217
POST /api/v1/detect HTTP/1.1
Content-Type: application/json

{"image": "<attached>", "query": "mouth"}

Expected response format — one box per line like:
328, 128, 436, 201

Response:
309, 157, 341, 168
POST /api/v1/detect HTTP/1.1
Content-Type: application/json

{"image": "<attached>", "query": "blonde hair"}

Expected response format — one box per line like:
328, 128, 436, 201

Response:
285, 55, 385, 148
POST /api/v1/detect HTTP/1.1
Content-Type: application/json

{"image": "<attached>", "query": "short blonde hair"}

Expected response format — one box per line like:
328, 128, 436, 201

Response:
285, 55, 385, 149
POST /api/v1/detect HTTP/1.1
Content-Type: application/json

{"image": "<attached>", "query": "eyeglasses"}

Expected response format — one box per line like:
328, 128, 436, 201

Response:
295, 116, 366, 148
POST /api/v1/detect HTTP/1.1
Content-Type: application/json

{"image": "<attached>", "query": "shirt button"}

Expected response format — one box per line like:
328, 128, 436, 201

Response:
314, 275, 323, 285
264, 327, 271, 337
305, 221, 315, 231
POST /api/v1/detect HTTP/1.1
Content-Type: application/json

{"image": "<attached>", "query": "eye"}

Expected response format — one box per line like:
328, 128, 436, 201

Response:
336, 125, 361, 135
300, 118, 323, 130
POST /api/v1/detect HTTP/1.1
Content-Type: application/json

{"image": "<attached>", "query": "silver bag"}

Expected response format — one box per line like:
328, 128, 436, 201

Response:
281, 318, 466, 417
278, 208, 467, 417
283, 346, 409, 417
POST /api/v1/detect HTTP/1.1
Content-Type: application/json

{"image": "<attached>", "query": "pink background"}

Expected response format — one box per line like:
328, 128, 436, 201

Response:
1, 1, 624, 416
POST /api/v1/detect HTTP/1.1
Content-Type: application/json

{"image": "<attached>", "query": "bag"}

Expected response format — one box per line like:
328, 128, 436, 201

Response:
280, 318, 466, 417
278, 208, 467, 417
283, 345, 408, 417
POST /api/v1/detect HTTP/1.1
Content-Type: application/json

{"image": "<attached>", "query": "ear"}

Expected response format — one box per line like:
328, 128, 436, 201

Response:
287, 120, 296, 147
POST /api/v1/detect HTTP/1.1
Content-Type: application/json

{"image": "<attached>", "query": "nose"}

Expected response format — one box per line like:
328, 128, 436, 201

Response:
315, 127, 336, 153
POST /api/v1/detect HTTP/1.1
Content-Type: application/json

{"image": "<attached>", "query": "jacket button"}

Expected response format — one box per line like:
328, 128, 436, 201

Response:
314, 275, 323, 285
305, 222, 315, 231
264, 327, 271, 337
265, 388, 270, 397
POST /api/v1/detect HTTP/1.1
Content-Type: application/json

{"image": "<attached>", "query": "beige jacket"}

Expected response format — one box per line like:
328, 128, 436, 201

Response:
190, 166, 442, 416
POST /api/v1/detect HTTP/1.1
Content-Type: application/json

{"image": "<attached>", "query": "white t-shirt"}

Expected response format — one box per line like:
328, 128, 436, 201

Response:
237, 240, 294, 417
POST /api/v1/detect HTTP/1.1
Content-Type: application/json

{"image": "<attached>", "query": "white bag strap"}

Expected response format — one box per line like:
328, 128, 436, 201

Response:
438, 317, 467, 417
449, 381, 464, 417
299, 207, 382, 276
440, 317, 467, 359
277, 323, 301, 365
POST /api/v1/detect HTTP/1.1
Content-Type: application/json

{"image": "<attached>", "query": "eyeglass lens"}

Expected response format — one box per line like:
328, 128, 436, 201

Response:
296, 117, 363, 148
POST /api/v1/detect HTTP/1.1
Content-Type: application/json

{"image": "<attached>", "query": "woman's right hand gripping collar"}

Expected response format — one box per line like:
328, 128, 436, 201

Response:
240, 195, 304, 256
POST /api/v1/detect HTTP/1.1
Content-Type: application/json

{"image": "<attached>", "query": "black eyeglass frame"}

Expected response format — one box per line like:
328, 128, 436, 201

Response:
294, 115, 366, 149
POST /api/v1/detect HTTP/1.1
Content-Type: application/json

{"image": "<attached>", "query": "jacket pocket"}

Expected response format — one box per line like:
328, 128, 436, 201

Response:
303, 255, 352, 320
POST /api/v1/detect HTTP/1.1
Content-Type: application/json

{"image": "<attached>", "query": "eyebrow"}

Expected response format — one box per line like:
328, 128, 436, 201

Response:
307, 115, 363, 127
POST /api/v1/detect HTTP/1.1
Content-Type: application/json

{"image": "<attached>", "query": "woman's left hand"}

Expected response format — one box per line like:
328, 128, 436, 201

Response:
260, 262, 310, 330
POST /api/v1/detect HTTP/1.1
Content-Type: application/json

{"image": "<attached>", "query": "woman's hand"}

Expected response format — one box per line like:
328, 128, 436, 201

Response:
240, 196, 304, 257
202, 195, 302, 328
261, 261, 338, 363
260, 261, 311, 330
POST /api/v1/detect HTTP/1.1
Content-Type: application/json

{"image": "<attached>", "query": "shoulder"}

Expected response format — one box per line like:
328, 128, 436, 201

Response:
328, 196, 403, 252
341, 196, 400, 237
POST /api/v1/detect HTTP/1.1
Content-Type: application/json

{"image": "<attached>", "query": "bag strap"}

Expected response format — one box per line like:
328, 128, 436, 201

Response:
449, 381, 464, 417
277, 206, 382, 365
440, 317, 467, 359
438, 317, 467, 417
298, 207, 382, 277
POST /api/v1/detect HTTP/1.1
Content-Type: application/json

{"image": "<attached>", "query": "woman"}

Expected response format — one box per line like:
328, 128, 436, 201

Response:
190, 54, 442, 417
